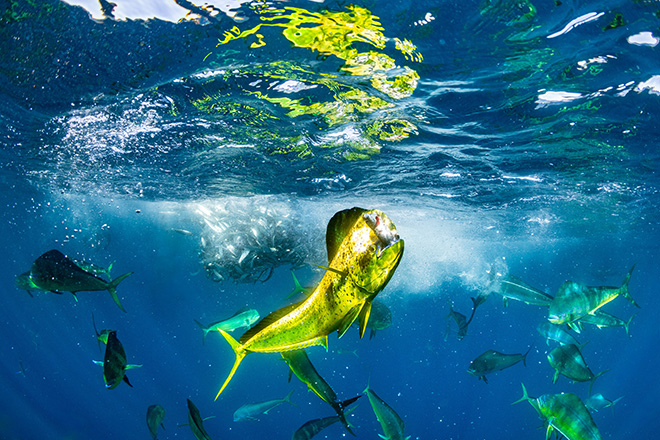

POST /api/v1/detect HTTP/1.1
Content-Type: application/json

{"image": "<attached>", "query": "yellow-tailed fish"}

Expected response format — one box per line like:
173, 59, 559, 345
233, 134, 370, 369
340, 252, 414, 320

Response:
146, 404, 166, 440
513, 383, 603, 440
27, 249, 132, 312
233, 390, 295, 421
467, 348, 530, 383
282, 349, 360, 434
214, 208, 404, 398
93, 330, 142, 389
364, 384, 410, 440
548, 266, 638, 327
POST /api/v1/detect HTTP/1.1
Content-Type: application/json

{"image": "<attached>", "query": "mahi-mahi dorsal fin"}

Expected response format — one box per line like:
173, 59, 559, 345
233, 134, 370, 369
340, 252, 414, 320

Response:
239, 300, 305, 344
326, 207, 368, 263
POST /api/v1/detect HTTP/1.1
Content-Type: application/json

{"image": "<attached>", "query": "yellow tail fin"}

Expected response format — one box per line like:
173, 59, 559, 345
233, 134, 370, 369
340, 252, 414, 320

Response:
215, 329, 247, 400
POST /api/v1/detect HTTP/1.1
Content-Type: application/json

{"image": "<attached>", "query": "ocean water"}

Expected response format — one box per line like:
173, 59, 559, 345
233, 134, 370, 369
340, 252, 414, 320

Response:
1, 0, 659, 439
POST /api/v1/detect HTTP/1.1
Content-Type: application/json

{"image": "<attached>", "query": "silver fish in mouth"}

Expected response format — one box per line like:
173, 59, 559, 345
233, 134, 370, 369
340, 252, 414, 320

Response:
363, 211, 400, 255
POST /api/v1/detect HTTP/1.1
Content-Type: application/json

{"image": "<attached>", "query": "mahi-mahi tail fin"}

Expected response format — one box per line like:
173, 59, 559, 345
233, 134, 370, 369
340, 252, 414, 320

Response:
620, 265, 639, 308
512, 383, 530, 405
332, 395, 362, 436
194, 319, 211, 345
215, 329, 247, 400
107, 272, 133, 313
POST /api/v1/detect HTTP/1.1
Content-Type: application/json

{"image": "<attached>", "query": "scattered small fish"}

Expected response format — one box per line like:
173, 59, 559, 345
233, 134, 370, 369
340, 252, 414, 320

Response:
185, 399, 214, 440
282, 349, 360, 434
493, 273, 554, 307
194, 307, 260, 344
547, 344, 606, 393
146, 404, 166, 440
171, 228, 194, 236
364, 384, 410, 440
577, 310, 635, 336
548, 266, 638, 327
93, 331, 141, 389
537, 322, 580, 346
26, 249, 132, 312
467, 348, 530, 383
292, 406, 358, 440
584, 393, 623, 412
513, 383, 603, 440
233, 390, 295, 421
15, 360, 26, 377
446, 299, 469, 340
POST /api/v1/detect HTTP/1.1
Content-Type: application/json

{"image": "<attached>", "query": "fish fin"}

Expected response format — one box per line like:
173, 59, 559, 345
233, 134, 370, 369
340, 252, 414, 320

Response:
215, 329, 247, 399
126, 364, 142, 370
107, 272, 132, 313
194, 319, 210, 345
502, 297, 508, 307
552, 370, 559, 384
92, 360, 103, 366
326, 207, 368, 263
589, 369, 609, 395
337, 305, 363, 338
545, 421, 557, 440
624, 313, 636, 337
511, 383, 529, 405
239, 300, 304, 344
522, 346, 532, 367
378, 435, 388, 440
369, 328, 377, 340
336, 399, 361, 434
567, 322, 581, 333
314, 264, 348, 278
286, 271, 308, 299
123, 375, 133, 387
357, 300, 373, 339
283, 389, 295, 405
481, 376, 488, 384
620, 265, 639, 307
92, 313, 102, 354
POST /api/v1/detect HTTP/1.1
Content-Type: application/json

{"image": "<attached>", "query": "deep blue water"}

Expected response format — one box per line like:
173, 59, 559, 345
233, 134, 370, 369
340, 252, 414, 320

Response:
1, 0, 660, 439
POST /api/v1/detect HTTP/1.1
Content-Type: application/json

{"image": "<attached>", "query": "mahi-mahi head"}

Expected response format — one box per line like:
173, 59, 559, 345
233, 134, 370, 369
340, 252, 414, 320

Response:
214, 207, 404, 399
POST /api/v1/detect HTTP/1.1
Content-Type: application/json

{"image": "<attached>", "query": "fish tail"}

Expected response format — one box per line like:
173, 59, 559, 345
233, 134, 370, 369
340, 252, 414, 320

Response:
620, 265, 639, 308
283, 389, 295, 405
511, 383, 529, 405
107, 272, 133, 313
589, 369, 609, 395
334, 395, 362, 435
215, 329, 247, 400
624, 313, 636, 337
194, 320, 210, 345
522, 346, 532, 367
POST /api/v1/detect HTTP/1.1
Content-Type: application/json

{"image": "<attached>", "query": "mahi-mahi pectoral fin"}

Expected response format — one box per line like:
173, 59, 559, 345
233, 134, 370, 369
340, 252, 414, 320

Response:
357, 300, 373, 339
337, 305, 364, 338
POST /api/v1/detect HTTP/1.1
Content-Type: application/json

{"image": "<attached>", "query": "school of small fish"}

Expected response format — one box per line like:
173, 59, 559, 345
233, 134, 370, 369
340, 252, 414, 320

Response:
196, 199, 318, 284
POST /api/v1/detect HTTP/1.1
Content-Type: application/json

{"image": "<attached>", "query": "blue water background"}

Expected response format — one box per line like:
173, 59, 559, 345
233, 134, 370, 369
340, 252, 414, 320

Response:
2, 0, 660, 439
